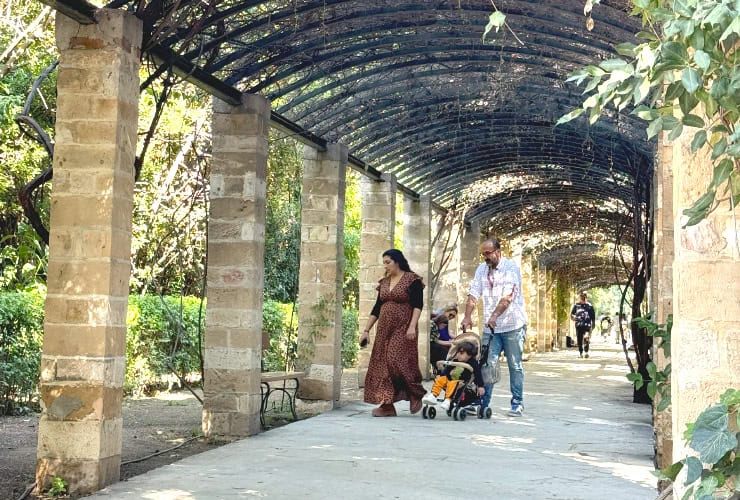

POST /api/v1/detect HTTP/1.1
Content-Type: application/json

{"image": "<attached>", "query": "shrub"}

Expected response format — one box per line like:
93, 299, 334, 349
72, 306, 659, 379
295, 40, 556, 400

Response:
262, 300, 297, 372
125, 295, 205, 395
342, 309, 358, 368
0, 289, 44, 415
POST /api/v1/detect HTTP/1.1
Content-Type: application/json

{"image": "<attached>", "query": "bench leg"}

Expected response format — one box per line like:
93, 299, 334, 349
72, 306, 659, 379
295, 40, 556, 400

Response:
260, 379, 299, 429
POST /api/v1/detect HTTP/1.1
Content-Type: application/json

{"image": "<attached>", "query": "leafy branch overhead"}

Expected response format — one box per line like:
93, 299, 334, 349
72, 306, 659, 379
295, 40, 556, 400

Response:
558, 0, 740, 226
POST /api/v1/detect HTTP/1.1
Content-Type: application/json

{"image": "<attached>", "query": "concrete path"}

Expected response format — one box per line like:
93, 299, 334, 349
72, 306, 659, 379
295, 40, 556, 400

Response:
89, 340, 656, 500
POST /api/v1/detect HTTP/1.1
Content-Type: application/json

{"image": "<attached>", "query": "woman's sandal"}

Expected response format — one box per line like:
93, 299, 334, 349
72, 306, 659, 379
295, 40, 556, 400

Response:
371, 404, 397, 417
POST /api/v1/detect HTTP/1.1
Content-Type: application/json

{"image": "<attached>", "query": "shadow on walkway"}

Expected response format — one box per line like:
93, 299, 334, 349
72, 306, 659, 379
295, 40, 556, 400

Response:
89, 340, 656, 500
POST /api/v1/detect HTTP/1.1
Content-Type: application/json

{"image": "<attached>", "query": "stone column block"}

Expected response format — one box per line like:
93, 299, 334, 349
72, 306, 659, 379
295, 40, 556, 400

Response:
403, 195, 432, 378
520, 253, 537, 354
203, 93, 270, 440
36, 9, 142, 496
459, 221, 481, 332
670, 115, 740, 487
296, 143, 347, 402
358, 174, 396, 386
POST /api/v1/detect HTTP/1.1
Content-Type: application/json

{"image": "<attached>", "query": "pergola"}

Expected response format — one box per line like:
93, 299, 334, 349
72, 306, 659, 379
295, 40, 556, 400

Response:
47, 0, 654, 289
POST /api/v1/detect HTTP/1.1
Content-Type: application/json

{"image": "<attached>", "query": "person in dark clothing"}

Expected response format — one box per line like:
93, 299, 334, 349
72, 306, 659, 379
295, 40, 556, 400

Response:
570, 292, 596, 358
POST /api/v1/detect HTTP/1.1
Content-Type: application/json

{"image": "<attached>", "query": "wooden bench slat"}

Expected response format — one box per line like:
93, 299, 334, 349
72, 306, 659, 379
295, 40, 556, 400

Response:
261, 371, 305, 383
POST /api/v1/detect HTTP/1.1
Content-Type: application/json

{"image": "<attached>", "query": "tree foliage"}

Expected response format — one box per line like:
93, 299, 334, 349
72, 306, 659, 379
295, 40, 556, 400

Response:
558, 0, 740, 226
0, 1, 56, 289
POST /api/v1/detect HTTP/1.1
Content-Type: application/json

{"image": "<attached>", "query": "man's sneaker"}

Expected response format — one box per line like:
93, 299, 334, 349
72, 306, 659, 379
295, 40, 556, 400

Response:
422, 393, 438, 406
579, 352, 583, 358
440, 399, 451, 411
584, 353, 590, 359
508, 404, 523, 417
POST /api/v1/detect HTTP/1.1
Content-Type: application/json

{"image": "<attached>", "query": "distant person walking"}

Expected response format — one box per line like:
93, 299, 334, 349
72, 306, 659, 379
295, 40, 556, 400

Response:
570, 292, 596, 358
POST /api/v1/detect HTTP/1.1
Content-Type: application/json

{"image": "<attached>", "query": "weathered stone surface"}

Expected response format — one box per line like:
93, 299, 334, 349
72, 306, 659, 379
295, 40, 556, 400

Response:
297, 144, 346, 401
358, 175, 396, 387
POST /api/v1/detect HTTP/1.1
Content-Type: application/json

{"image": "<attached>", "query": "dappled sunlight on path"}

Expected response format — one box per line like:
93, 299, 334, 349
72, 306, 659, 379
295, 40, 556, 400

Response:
88, 341, 655, 500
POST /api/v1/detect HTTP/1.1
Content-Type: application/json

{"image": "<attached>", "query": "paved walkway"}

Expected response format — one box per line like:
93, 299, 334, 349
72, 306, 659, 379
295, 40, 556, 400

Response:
89, 340, 656, 500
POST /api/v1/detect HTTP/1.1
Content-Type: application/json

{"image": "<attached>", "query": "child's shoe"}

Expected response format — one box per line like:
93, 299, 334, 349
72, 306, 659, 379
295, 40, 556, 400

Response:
439, 399, 451, 411
422, 393, 438, 405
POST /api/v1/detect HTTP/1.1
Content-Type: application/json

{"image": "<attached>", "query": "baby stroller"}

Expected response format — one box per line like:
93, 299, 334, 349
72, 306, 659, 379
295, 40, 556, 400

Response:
422, 333, 493, 421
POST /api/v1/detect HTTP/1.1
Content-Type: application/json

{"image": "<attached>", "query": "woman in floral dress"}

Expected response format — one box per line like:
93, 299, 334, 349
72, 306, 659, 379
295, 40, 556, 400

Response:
359, 249, 426, 417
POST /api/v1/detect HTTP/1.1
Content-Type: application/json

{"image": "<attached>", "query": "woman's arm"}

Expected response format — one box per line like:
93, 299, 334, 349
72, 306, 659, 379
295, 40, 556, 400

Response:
406, 279, 424, 339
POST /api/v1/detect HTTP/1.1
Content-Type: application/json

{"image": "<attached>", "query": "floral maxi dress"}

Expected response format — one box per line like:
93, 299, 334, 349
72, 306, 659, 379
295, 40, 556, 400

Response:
364, 272, 426, 405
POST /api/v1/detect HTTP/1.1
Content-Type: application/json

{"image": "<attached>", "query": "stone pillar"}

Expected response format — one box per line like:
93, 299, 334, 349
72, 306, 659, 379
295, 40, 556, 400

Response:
670, 123, 740, 476
548, 272, 558, 350
296, 143, 347, 402
652, 132, 674, 469
459, 221, 480, 332
202, 94, 270, 440
403, 195, 432, 378
520, 253, 537, 354
555, 277, 571, 349
358, 174, 396, 386
432, 212, 461, 311
36, 10, 141, 495
536, 260, 547, 353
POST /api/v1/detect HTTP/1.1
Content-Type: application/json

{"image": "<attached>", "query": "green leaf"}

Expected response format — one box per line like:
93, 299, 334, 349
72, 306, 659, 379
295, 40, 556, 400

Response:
693, 50, 711, 71
691, 427, 737, 464
668, 123, 684, 141
647, 117, 664, 139
695, 474, 719, 499
684, 456, 703, 485
665, 81, 685, 101
632, 105, 660, 121
659, 461, 684, 481
709, 77, 729, 101
679, 91, 699, 115
556, 108, 584, 125
599, 58, 629, 71
683, 190, 716, 227
661, 41, 688, 65
657, 396, 671, 412
682, 114, 705, 128
694, 404, 729, 432
626, 371, 644, 390
615, 42, 637, 57
704, 4, 732, 26
647, 382, 657, 399
710, 159, 734, 189
719, 388, 740, 407
720, 16, 740, 42
690, 130, 707, 152
483, 10, 506, 41
681, 68, 702, 93
711, 138, 727, 160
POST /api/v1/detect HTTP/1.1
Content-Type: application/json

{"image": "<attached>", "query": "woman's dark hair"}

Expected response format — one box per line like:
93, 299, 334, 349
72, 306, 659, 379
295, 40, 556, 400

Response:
382, 248, 412, 272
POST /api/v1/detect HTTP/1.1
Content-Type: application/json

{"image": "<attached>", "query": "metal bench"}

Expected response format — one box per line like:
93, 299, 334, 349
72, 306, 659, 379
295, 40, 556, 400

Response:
259, 371, 305, 428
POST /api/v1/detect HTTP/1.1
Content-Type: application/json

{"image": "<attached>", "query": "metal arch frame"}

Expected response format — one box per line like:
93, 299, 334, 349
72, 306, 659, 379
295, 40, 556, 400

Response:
173, 0, 640, 71
255, 48, 586, 99
214, 17, 615, 83
299, 83, 645, 142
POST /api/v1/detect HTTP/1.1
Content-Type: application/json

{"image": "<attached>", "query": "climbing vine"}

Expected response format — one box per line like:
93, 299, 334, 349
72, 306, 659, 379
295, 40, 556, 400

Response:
294, 295, 334, 372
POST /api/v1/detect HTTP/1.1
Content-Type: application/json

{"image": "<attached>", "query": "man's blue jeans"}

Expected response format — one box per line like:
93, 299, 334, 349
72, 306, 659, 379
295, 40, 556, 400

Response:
481, 326, 525, 409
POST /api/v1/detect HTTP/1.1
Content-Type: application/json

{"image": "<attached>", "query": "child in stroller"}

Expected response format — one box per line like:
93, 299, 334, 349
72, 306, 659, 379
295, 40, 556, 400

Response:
421, 334, 492, 420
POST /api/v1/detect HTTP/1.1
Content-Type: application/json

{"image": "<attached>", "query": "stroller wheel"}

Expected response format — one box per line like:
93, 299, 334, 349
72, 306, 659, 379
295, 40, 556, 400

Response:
484, 407, 493, 419
422, 406, 428, 419
428, 407, 436, 419
458, 409, 467, 421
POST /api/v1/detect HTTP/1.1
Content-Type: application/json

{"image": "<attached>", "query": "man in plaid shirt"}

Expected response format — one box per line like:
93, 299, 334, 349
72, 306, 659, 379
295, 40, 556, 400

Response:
461, 238, 527, 417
